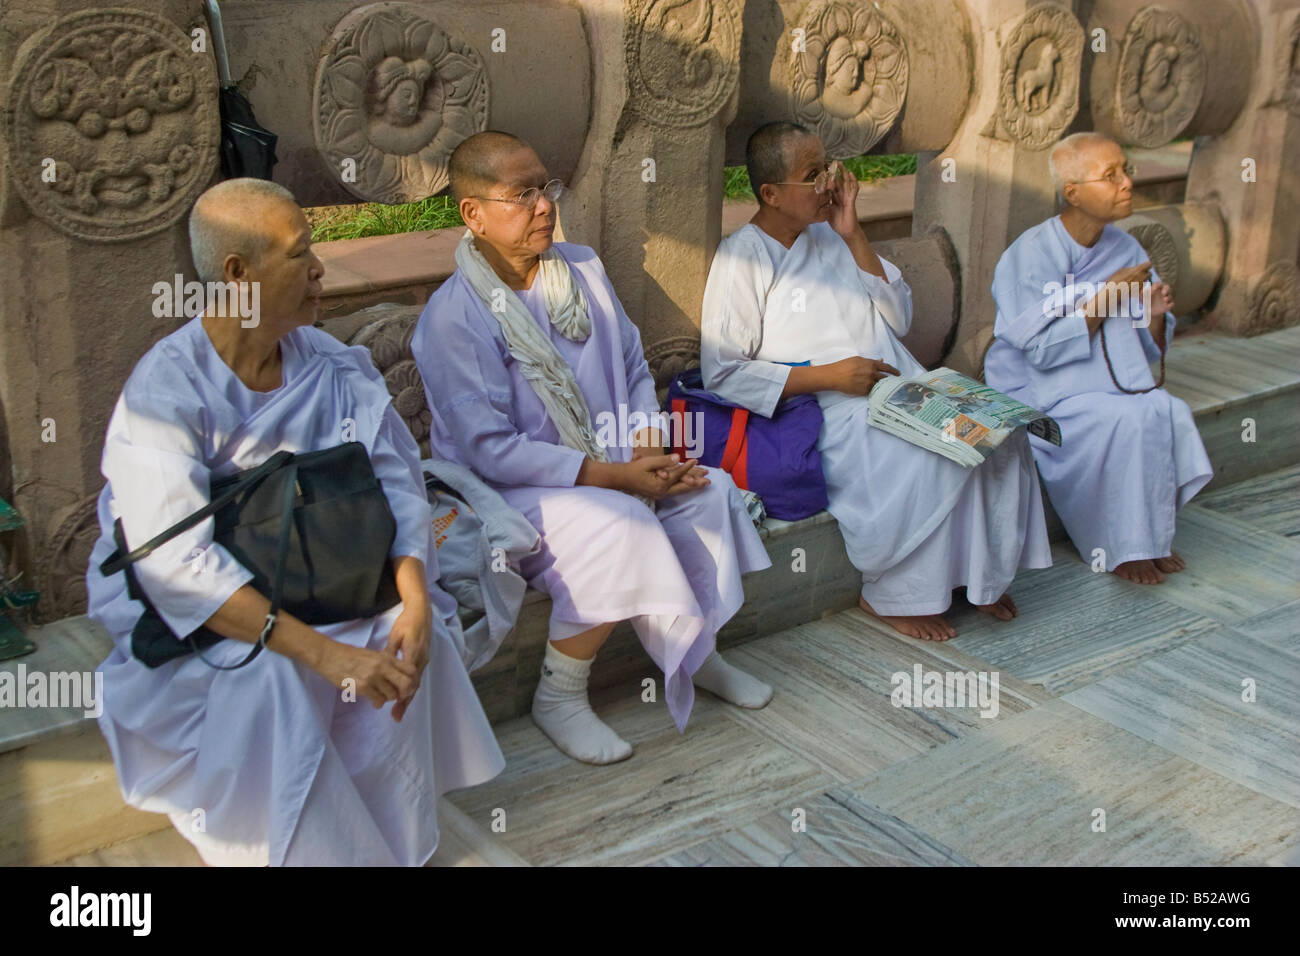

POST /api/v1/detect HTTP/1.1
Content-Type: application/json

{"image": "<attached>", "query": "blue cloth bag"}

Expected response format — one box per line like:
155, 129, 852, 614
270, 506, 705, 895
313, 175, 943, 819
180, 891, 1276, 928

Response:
665, 368, 828, 520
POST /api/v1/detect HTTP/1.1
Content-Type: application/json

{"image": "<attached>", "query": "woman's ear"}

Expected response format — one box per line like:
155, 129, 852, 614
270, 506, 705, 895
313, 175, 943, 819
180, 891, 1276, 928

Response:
460, 197, 483, 234
222, 252, 248, 284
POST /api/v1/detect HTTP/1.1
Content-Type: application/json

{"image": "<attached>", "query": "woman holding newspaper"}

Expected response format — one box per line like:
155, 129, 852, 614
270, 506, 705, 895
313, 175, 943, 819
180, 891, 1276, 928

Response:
702, 121, 1053, 641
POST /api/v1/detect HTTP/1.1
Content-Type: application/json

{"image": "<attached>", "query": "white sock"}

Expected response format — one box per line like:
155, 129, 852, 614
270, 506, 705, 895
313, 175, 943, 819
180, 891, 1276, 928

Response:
531, 642, 633, 765
692, 650, 773, 709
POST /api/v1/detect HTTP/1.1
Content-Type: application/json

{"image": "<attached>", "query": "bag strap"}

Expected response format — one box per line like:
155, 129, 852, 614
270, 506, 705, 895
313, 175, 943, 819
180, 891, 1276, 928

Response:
191, 460, 298, 671
720, 407, 750, 490
670, 398, 687, 460
99, 450, 294, 577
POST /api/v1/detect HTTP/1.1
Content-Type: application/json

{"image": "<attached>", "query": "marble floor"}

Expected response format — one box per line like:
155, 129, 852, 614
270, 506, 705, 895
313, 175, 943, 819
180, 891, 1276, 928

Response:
440, 465, 1300, 867
59, 466, 1300, 866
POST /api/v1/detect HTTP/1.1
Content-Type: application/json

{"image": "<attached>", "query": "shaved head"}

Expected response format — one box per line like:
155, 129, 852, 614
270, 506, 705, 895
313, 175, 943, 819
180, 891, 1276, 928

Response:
1048, 132, 1117, 196
189, 178, 297, 283
746, 121, 812, 205
449, 130, 532, 202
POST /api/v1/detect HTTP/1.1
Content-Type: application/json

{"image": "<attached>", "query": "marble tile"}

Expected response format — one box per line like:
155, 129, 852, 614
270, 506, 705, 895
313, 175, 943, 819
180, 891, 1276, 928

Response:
649, 787, 974, 866
1191, 390, 1300, 492
844, 699, 1300, 865
1065, 625, 1300, 808
0, 615, 113, 753
719, 613, 1051, 782
1195, 465, 1300, 538
937, 541, 1220, 695
1236, 601, 1300, 654
446, 691, 834, 866
1152, 507, 1300, 624
426, 798, 531, 867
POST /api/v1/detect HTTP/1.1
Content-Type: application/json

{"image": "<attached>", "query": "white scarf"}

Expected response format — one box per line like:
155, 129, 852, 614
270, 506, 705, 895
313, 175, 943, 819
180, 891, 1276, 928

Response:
454, 230, 608, 462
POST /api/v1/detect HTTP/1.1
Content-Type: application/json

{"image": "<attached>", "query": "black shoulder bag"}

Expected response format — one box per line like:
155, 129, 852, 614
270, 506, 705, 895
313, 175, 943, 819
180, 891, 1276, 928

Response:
99, 442, 402, 670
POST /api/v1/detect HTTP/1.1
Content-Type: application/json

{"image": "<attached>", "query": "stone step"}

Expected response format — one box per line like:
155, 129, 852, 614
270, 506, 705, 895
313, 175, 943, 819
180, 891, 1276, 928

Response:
2, 323, 1294, 864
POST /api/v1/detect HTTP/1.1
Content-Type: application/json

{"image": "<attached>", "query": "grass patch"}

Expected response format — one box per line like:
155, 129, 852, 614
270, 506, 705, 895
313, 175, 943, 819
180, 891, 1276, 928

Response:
310, 194, 464, 242
310, 154, 918, 240
723, 153, 917, 200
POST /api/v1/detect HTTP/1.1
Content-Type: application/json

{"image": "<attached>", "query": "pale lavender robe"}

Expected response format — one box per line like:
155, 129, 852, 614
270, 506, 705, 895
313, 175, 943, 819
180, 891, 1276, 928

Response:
985, 216, 1213, 569
702, 221, 1052, 615
412, 241, 771, 732
86, 318, 504, 866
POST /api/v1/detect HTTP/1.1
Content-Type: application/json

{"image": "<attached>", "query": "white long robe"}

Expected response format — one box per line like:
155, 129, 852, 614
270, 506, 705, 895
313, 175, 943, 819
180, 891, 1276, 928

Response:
702, 221, 1051, 615
985, 216, 1213, 569
86, 318, 505, 866
412, 242, 771, 732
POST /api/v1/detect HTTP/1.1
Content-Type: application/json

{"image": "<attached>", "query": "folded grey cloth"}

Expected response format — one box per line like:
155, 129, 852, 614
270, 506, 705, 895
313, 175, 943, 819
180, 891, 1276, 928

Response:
421, 458, 541, 672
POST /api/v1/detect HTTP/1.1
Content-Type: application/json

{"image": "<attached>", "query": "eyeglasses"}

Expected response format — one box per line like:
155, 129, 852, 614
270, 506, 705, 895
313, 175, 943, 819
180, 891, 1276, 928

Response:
1073, 162, 1136, 186
771, 162, 837, 195
473, 178, 565, 211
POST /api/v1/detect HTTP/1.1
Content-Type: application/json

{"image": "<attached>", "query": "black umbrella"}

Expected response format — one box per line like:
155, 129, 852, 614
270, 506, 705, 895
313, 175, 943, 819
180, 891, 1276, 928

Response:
206, 0, 278, 180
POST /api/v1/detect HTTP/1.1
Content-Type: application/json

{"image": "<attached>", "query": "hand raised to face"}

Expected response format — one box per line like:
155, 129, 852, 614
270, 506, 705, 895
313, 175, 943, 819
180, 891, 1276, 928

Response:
826, 161, 862, 238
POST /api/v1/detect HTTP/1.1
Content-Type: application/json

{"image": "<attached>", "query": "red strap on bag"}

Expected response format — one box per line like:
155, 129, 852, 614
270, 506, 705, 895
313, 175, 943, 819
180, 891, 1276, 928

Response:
670, 398, 687, 460
720, 407, 750, 490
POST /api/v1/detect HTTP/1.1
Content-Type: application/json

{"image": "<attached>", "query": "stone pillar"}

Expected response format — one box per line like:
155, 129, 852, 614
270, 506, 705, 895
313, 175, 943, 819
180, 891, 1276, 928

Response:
1184, 0, 1300, 334
0, 1, 220, 619
911, 0, 1086, 377
563, 0, 744, 382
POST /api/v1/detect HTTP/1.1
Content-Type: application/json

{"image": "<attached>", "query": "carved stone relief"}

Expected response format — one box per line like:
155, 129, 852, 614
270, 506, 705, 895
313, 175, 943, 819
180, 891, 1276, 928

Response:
1123, 221, 1180, 291
644, 334, 702, 398
314, 2, 489, 204
1245, 261, 1300, 334
995, 4, 1083, 149
625, 0, 740, 129
1115, 7, 1206, 147
348, 306, 432, 456
4, 8, 218, 242
1265, 10, 1300, 114
789, 1, 909, 158
36, 493, 101, 621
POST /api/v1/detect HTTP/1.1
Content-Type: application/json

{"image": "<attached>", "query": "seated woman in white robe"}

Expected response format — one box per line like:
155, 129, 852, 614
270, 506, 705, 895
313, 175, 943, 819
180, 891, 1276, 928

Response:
412, 131, 773, 766
702, 122, 1052, 642
985, 132, 1212, 585
86, 179, 504, 866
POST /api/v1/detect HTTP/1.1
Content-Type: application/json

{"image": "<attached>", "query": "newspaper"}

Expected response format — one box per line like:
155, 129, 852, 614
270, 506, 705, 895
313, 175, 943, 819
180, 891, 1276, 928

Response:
867, 368, 1061, 467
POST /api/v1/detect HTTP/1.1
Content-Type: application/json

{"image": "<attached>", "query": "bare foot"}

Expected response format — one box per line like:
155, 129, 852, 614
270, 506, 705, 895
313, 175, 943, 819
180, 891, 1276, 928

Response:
1113, 559, 1166, 585
859, 597, 957, 641
1153, 552, 1186, 574
975, 592, 1018, 620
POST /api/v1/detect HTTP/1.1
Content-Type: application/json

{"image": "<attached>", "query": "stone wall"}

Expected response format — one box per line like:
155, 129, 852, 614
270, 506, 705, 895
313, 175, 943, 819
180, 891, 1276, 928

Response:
0, 0, 1295, 620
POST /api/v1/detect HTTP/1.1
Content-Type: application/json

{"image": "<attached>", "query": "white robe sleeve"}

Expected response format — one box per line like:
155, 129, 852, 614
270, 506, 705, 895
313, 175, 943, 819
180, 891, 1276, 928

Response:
368, 405, 433, 565
991, 241, 1093, 371
102, 383, 254, 639
419, 298, 587, 488
857, 256, 913, 337
701, 236, 791, 419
